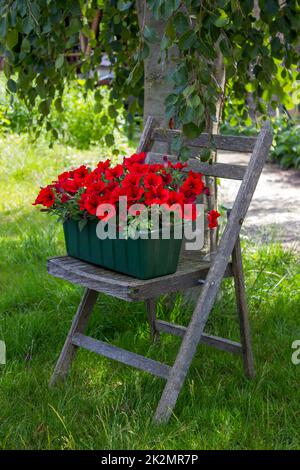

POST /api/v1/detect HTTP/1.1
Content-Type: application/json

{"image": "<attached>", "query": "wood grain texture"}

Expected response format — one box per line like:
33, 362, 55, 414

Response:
155, 320, 242, 355
71, 333, 171, 379
152, 128, 257, 152
232, 234, 255, 378
146, 299, 159, 342
49, 288, 98, 387
153, 122, 273, 423
137, 116, 157, 153
47, 255, 233, 302
146, 152, 246, 180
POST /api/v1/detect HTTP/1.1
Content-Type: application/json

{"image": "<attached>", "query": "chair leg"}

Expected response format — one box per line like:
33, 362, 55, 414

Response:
232, 237, 255, 379
146, 298, 160, 342
49, 288, 98, 387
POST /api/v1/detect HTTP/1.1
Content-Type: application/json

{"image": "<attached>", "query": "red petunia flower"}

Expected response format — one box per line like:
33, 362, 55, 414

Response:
147, 163, 165, 173
105, 164, 124, 180
126, 185, 145, 203
84, 193, 102, 216
58, 171, 73, 183
181, 175, 204, 195
128, 162, 149, 174
167, 191, 184, 206
86, 180, 106, 195
144, 186, 169, 205
124, 152, 146, 168
122, 173, 142, 188
73, 165, 89, 182
97, 159, 111, 173
171, 162, 188, 170
60, 179, 80, 194
207, 209, 220, 229
33, 186, 55, 208
144, 173, 163, 189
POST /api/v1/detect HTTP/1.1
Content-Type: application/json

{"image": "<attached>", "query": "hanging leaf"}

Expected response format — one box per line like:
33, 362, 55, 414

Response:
105, 133, 115, 147
183, 122, 200, 138
143, 25, 159, 43
6, 29, 18, 49
55, 54, 64, 69
7, 78, 17, 93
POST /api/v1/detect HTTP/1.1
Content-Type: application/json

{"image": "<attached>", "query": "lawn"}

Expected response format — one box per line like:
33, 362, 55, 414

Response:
0, 134, 300, 450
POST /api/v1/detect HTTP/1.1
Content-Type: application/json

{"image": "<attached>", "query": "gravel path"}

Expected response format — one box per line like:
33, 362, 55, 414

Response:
218, 152, 300, 250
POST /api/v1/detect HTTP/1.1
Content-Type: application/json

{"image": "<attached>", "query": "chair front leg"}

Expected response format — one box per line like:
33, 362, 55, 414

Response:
49, 288, 98, 387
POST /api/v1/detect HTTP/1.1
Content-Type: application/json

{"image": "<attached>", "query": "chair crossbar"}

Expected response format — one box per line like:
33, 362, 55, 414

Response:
155, 320, 242, 355
152, 128, 257, 153
71, 333, 171, 379
146, 152, 246, 180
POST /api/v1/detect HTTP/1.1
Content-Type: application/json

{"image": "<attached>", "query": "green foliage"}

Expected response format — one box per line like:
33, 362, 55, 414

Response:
145, 0, 300, 149
50, 80, 124, 149
0, 0, 142, 144
0, 0, 300, 155
0, 76, 131, 150
271, 116, 300, 169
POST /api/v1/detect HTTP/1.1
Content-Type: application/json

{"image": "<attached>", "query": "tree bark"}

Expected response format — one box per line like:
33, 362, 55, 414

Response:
136, 1, 177, 132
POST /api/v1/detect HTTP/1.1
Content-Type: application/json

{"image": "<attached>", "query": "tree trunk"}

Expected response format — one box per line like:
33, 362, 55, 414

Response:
136, 1, 177, 136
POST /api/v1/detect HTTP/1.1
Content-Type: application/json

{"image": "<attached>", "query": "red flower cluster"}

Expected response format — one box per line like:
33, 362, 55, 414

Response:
33, 152, 220, 227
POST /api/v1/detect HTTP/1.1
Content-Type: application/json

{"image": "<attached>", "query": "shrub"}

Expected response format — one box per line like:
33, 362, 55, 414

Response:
270, 116, 300, 170
0, 75, 129, 150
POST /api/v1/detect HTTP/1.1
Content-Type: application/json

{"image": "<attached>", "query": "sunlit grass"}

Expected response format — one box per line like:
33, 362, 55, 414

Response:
0, 135, 300, 449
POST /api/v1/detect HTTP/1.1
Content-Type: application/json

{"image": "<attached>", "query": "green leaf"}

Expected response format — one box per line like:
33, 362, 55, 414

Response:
108, 105, 118, 119
23, 16, 34, 34
181, 106, 196, 124
178, 30, 197, 50
214, 14, 229, 28
189, 95, 201, 109
21, 37, 30, 53
6, 30, 18, 49
117, 1, 132, 11
172, 65, 188, 86
200, 148, 212, 162
54, 98, 63, 113
101, 115, 108, 126
0, 17, 7, 37
55, 54, 64, 69
7, 78, 17, 93
182, 122, 200, 138
38, 100, 51, 116
105, 133, 114, 146
143, 26, 159, 43
173, 12, 189, 34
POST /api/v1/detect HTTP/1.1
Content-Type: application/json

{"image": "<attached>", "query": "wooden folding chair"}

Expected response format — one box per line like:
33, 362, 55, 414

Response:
47, 117, 273, 424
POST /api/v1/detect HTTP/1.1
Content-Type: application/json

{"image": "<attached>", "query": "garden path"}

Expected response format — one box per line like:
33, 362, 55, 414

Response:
218, 152, 300, 250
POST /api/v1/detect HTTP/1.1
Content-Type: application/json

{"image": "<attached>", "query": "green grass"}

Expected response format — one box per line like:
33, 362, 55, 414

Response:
0, 134, 300, 450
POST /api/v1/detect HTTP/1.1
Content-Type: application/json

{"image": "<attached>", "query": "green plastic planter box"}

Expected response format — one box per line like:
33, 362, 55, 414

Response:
63, 219, 183, 280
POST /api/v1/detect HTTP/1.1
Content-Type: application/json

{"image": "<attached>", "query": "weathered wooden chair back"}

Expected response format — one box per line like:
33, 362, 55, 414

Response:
48, 116, 273, 425
137, 117, 260, 253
